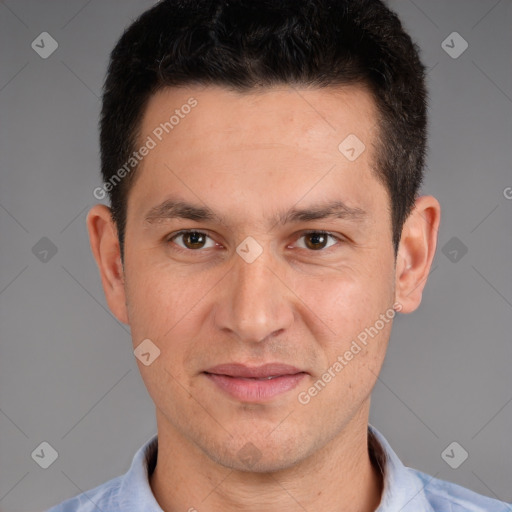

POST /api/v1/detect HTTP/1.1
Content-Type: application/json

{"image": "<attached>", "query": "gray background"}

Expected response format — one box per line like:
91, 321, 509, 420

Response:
1, 0, 511, 510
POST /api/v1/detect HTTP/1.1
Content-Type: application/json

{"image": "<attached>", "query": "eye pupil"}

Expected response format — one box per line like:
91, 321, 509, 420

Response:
185, 232, 206, 249
305, 233, 327, 250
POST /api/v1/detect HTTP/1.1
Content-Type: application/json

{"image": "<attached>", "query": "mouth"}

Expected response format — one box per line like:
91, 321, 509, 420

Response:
203, 363, 308, 402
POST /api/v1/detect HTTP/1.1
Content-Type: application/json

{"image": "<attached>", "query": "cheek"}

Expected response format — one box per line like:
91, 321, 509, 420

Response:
124, 259, 217, 378
125, 257, 201, 326
126, 266, 198, 402
124, 263, 181, 355
291, 259, 395, 401
292, 263, 393, 340
294, 275, 394, 415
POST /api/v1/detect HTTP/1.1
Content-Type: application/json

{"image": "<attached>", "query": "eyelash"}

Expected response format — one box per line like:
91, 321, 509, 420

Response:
166, 229, 344, 254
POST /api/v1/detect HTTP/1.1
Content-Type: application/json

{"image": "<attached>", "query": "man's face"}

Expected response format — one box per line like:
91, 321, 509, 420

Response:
122, 84, 397, 471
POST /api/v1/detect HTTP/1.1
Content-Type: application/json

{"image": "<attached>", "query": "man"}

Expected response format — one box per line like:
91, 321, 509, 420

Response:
48, 0, 510, 510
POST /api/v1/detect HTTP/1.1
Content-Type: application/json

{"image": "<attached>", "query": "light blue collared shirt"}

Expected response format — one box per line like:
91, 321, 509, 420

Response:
47, 424, 511, 511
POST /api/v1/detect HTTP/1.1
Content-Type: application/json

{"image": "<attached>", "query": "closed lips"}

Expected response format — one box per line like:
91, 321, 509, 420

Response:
203, 363, 306, 379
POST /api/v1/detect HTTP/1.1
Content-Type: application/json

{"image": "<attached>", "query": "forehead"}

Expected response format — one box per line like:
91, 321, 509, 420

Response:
129, 83, 386, 224
140, 83, 378, 156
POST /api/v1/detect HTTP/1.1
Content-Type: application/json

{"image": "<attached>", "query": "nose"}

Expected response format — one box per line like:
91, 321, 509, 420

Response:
213, 245, 294, 344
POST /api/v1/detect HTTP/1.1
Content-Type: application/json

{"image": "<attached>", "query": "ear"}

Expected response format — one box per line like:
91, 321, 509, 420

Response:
86, 204, 129, 324
395, 195, 441, 313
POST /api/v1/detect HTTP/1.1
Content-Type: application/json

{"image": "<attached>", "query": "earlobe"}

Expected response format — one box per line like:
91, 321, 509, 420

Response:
395, 195, 441, 314
86, 204, 129, 324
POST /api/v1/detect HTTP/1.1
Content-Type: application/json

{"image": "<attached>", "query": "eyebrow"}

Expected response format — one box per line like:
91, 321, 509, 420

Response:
143, 197, 367, 227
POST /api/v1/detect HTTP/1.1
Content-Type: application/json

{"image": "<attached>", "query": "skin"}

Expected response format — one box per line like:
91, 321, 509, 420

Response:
87, 84, 440, 512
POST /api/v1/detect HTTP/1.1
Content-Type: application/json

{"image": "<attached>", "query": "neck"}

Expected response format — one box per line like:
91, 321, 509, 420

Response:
149, 404, 383, 512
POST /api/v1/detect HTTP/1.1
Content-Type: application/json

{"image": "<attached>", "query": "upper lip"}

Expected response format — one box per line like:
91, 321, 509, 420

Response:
204, 363, 305, 378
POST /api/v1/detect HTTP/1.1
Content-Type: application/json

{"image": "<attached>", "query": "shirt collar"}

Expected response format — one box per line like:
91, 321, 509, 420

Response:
118, 433, 162, 511
368, 423, 435, 512
118, 425, 435, 512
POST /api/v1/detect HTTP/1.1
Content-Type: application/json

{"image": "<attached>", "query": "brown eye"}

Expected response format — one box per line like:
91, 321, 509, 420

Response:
170, 231, 215, 250
305, 232, 328, 250
296, 231, 340, 251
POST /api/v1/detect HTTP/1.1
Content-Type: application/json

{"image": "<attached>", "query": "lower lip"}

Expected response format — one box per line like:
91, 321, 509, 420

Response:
205, 373, 307, 402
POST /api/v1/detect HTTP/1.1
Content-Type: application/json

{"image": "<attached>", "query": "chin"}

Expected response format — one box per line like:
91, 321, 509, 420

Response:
219, 451, 299, 474
201, 432, 311, 474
